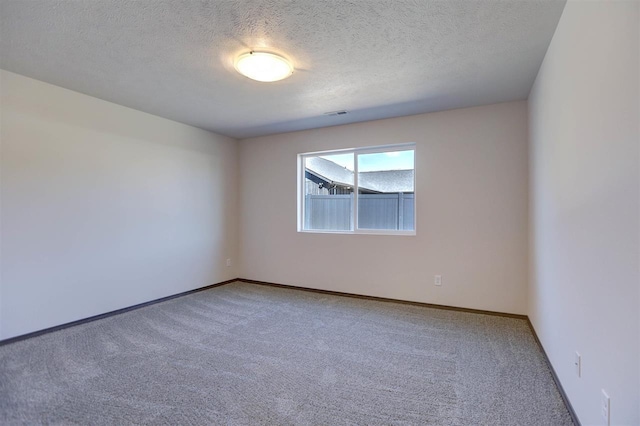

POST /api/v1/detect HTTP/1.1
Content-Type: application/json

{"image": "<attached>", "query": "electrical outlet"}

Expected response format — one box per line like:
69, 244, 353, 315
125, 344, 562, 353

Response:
574, 352, 581, 377
226, 258, 232, 267
601, 389, 610, 425
434, 275, 442, 286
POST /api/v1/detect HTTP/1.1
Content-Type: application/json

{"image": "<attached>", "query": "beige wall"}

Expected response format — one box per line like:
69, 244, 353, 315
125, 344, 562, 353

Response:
528, 1, 639, 424
239, 101, 529, 315
0, 70, 239, 340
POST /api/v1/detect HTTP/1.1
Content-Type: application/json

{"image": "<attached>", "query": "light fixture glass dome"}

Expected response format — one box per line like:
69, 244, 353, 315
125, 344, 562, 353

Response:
234, 51, 293, 82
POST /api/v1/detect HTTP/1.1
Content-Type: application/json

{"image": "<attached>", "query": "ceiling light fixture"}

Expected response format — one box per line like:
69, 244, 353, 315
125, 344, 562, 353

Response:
234, 51, 293, 82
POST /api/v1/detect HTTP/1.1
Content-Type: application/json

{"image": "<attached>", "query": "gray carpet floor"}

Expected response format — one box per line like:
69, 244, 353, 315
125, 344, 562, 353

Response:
1, 281, 573, 425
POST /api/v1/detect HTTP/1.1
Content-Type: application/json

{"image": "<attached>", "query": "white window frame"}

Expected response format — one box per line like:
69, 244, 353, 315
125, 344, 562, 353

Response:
297, 143, 416, 236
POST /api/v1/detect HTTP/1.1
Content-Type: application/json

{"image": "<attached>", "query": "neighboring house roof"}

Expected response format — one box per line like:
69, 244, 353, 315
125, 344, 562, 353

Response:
306, 157, 414, 193
305, 157, 354, 187
358, 170, 414, 193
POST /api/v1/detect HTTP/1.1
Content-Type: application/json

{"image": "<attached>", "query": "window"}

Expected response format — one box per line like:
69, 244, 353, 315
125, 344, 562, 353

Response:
298, 143, 415, 235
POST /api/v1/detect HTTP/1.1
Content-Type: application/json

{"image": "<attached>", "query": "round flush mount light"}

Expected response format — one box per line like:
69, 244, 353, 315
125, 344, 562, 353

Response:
234, 51, 293, 82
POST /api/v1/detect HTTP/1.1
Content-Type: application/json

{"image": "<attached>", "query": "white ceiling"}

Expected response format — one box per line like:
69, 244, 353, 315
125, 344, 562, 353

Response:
0, 0, 566, 139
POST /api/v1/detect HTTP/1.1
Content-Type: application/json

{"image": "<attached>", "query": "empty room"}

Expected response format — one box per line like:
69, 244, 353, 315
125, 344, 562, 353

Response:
0, 0, 638, 425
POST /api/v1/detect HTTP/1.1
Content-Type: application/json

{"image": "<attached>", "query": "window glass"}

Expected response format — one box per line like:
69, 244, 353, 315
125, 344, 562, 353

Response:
357, 150, 415, 230
304, 153, 354, 231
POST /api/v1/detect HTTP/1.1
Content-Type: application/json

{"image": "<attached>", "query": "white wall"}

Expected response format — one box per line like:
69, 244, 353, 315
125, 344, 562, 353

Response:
0, 70, 239, 340
528, 1, 639, 425
239, 101, 529, 315
0, 70, 4, 338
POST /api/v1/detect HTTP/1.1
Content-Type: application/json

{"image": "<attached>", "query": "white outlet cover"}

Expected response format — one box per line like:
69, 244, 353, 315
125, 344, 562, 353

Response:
601, 389, 610, 425
574, 352, 581, 377
434, 275, 442, 286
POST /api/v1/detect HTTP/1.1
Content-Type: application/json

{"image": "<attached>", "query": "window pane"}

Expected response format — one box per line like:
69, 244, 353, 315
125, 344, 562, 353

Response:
304, 153, 354, 230
357, 150, 415, 230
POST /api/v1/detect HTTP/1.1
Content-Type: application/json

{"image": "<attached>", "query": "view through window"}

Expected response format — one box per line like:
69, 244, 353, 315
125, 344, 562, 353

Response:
299, 144, 415, 234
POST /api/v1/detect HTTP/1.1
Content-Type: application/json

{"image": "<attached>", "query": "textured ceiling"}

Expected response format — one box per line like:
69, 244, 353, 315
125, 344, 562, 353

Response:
0, 0, 566, 139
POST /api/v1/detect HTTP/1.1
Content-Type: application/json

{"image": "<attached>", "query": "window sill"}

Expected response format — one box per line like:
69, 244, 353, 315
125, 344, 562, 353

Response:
298, 229, 416, 236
